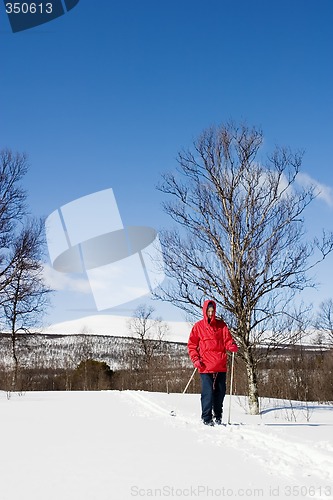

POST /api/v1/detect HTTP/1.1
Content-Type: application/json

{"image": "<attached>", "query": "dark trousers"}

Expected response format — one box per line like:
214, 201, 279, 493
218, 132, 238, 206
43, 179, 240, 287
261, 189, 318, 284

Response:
200, 372, 227, 422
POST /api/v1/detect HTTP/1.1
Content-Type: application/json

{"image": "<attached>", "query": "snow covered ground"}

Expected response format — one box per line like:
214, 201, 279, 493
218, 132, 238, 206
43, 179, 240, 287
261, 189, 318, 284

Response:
1, 390, 332, 500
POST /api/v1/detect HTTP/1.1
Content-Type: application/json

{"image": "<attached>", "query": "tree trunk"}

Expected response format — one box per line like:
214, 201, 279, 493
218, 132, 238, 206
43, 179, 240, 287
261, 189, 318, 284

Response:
11, 333, 19, 390
244, 349, 260, 415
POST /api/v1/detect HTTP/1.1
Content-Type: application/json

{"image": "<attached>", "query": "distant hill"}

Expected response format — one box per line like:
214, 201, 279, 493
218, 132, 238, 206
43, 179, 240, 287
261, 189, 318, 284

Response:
43, 314, 193, 343
0, 332, 190, 371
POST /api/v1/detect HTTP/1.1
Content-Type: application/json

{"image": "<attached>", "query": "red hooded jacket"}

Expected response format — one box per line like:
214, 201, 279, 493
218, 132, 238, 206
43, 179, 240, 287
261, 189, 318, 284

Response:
187, 299, 238, 373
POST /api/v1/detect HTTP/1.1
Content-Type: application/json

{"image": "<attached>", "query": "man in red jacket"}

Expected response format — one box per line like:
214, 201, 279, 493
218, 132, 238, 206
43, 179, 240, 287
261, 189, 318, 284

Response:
187, 299, 238, 426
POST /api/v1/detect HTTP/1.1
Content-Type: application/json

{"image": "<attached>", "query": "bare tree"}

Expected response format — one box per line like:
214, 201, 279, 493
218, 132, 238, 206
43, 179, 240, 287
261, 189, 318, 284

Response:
2, 218, 51, 388
0, 149, 51, 388
127, 304, 169, 388
314, 299, 333, 346
0, 149, 28, 294
156, 122, 333, 414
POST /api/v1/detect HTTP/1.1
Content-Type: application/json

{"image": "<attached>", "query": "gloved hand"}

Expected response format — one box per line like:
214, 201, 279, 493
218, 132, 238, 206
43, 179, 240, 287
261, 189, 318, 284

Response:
194, 359, 203, 370
228, 343, 238, 353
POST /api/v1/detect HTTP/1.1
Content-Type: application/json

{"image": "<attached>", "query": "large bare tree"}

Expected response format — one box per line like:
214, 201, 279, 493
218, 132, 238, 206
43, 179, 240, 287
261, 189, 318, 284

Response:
0, 149, 28, 294
0, 149, 51, 388
157, 122, 333, 414
2, 218, 51, 387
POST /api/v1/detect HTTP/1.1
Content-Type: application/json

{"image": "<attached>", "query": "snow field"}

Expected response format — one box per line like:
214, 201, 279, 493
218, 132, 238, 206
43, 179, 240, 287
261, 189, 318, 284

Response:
0, 390, 332, 500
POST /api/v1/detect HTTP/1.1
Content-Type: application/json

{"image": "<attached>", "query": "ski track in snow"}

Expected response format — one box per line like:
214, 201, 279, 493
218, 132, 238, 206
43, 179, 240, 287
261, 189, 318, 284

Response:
124, 391, 333, 496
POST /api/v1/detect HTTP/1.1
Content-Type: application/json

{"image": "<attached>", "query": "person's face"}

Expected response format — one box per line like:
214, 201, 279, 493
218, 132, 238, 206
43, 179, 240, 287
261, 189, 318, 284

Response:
207, 306, 214, 319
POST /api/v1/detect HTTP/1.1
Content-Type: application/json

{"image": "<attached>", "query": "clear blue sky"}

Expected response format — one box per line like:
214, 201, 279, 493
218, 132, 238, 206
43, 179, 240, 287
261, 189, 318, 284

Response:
1, 0, 332, 326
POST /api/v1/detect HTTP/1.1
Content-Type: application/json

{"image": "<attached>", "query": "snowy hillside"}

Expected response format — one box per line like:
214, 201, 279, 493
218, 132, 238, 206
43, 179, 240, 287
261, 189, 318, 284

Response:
1, 390, 332, 500
43, 314, 193, 343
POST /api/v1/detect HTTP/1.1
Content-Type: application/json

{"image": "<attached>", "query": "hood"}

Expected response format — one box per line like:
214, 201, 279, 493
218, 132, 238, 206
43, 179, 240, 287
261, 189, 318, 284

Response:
202, 299, 216, 324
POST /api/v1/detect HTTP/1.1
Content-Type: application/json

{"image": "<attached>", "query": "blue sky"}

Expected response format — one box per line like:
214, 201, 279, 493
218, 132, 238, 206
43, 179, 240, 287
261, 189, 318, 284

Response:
1, 0, 332, 326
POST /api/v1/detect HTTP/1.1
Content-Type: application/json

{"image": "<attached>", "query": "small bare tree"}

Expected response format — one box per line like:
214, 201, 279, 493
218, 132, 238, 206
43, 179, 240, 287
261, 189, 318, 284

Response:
127, 304, 169, 388
314, 299, 333, 346
156, 122, 333, 414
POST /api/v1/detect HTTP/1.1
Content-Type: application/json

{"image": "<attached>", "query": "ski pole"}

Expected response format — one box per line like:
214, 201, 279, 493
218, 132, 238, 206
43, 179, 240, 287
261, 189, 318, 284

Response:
227, 352, 235, 425
183, 367, 197, 394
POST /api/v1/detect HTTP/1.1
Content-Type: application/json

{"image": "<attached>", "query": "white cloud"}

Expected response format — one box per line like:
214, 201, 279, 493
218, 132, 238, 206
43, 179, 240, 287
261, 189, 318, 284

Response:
43, 264, 91, 294
86, 254, 150, 310
249, 164, 293, 199
296, 173, 333, 207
